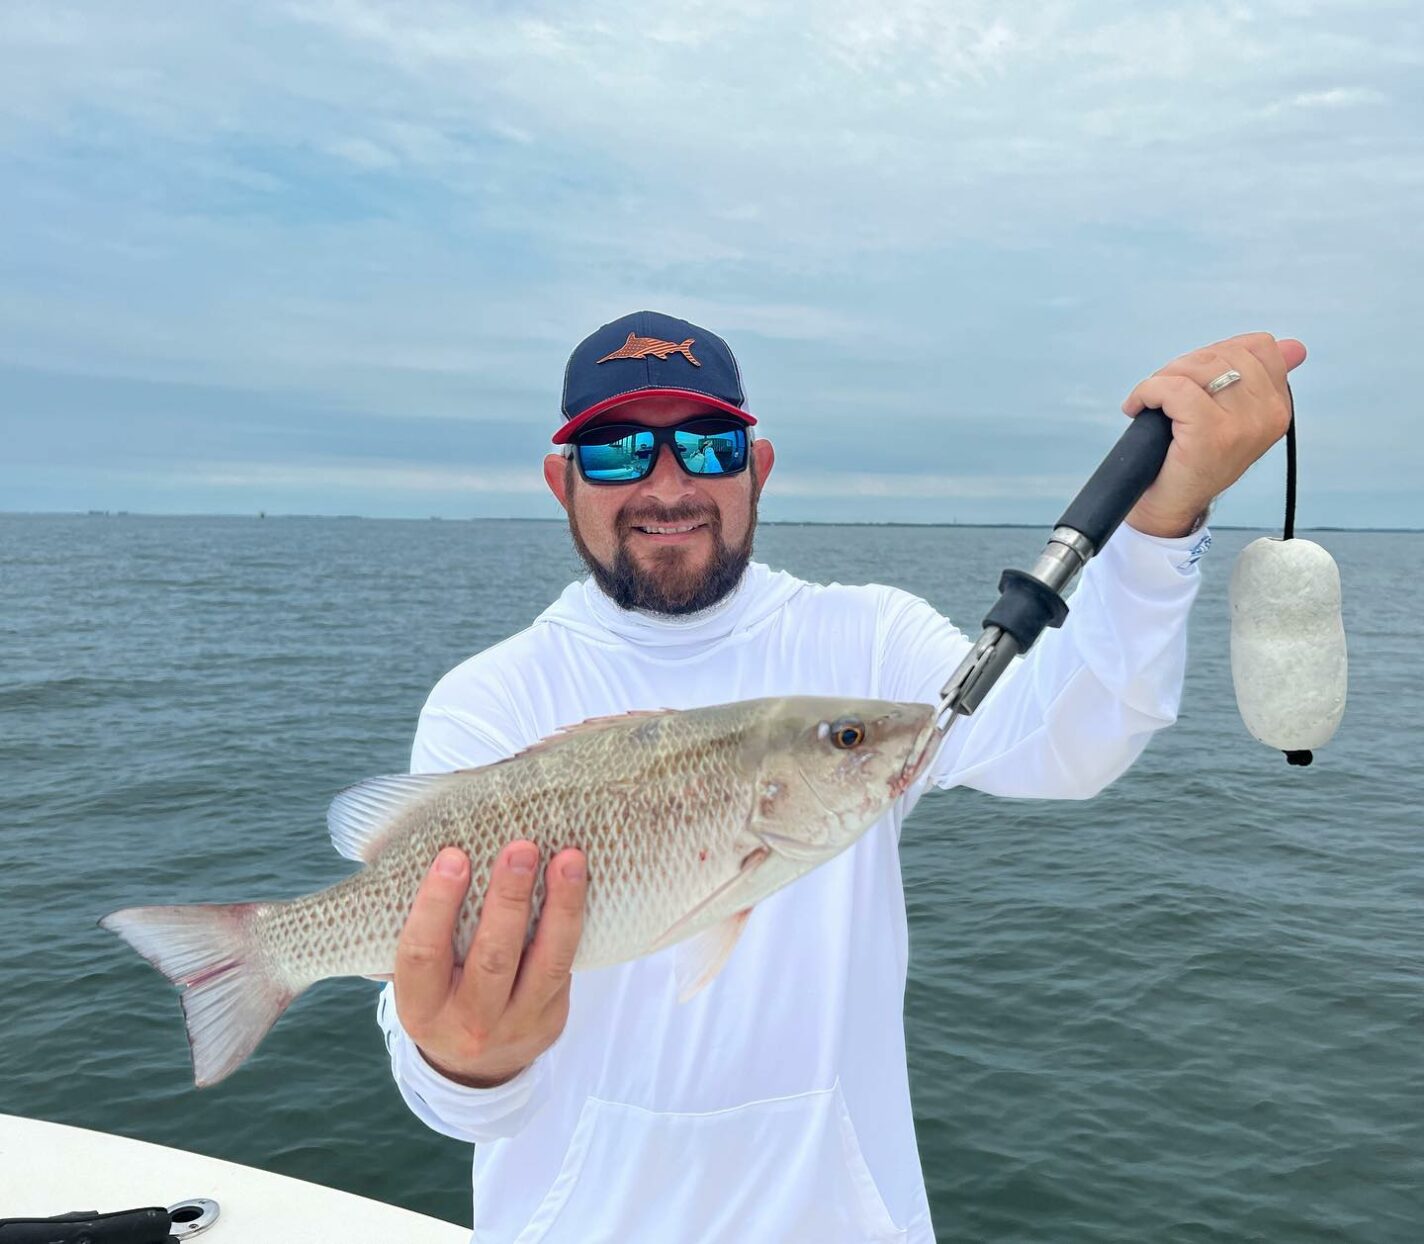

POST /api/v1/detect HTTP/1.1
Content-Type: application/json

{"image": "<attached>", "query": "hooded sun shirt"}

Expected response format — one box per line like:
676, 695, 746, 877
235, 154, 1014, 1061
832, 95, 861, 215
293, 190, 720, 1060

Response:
377, 523, 1210, 1243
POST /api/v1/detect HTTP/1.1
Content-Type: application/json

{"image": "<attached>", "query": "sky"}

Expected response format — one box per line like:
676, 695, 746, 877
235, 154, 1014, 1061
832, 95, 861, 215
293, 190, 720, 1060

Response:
2, 1, 1420, 527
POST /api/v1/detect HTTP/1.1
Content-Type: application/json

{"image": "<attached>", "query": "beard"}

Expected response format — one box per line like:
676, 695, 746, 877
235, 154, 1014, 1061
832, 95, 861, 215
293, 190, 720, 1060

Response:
567, 464, 758, 616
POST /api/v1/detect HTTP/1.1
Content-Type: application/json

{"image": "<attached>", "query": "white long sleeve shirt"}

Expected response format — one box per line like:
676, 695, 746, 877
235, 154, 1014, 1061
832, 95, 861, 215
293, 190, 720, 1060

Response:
378, 523, 1210, 1243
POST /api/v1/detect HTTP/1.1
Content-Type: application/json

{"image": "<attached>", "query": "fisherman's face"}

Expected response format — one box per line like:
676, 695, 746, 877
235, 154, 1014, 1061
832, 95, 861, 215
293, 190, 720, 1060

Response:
544, 396, 776, 614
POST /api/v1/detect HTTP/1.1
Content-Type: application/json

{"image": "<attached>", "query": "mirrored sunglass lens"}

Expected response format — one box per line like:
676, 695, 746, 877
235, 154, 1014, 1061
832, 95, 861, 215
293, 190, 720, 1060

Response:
671, 425, 747, 475
577, 429, 655, 481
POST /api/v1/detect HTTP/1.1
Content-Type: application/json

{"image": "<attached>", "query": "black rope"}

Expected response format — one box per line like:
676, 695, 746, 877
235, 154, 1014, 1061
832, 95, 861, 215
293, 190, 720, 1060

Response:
1283, 378, 1297, 543
1279, 378, 1310, 765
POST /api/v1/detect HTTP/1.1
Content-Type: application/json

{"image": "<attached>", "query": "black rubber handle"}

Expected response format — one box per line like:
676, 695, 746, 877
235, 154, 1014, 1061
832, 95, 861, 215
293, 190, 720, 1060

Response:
1056, 408, 1173, 551
0, 1207, 172, 1244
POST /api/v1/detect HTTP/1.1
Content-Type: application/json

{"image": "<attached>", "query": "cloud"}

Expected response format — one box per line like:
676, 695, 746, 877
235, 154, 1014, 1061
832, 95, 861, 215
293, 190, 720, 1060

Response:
0, 0, 1419, 524
1263, 85, 1388, 115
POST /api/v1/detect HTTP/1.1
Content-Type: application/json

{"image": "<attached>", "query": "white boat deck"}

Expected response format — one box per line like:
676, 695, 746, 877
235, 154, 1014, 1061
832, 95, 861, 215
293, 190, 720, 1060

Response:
0, 1113, 468, 1242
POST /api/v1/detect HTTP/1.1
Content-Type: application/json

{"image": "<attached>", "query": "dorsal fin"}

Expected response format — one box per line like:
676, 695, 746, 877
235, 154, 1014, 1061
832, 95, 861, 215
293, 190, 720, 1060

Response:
505, 708, 675, 764
328, 773, 463, 863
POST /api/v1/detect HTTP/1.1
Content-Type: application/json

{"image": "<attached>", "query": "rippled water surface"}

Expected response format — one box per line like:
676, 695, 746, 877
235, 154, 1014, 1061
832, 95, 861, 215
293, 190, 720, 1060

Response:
2, 514, 1420, 1240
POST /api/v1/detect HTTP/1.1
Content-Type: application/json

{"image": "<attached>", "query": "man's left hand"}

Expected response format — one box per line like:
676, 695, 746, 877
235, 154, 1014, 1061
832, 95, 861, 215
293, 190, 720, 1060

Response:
1120, 331, 1309, 538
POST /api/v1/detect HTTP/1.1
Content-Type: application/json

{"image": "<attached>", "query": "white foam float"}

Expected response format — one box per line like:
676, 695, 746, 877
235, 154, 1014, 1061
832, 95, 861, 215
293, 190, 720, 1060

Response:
1229, 536, 1347, 763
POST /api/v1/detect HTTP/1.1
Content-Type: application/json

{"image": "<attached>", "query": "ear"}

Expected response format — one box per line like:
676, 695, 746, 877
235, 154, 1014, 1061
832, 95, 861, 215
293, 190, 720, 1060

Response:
751, 437, 774, 495
544, 453, 571, 511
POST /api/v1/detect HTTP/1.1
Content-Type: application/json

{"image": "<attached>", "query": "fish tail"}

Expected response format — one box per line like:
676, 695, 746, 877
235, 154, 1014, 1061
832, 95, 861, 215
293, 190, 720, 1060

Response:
100, 902, 301, 1088
678, 339, 701, 366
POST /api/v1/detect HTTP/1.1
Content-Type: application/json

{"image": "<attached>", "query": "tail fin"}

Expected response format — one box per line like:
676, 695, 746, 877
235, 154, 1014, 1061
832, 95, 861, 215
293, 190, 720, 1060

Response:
100, 902, 300, 1088
678, 338, 701, 366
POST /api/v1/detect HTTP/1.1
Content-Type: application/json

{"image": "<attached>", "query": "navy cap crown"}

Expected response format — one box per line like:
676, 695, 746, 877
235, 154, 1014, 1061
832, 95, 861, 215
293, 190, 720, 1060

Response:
560, 311, 748, 432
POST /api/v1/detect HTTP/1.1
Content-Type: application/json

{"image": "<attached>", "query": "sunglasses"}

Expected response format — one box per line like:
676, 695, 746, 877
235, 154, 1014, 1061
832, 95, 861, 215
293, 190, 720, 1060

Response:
570, 416, 750, 485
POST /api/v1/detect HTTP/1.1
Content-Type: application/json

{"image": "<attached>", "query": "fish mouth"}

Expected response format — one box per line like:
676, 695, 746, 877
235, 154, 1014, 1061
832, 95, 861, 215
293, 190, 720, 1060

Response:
890, 712, 942, 798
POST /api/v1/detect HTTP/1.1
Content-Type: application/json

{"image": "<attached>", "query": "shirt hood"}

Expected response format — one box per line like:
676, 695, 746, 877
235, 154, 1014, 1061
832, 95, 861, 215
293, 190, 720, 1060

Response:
535, 561, 806, 657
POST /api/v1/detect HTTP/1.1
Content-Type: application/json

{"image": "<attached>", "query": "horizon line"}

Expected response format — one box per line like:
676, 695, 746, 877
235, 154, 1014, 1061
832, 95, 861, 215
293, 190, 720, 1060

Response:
3, 510, 1420, 534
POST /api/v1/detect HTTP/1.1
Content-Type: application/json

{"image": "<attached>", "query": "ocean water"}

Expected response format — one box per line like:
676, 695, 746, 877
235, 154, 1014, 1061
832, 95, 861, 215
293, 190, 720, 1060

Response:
1, 513, 1419, 1241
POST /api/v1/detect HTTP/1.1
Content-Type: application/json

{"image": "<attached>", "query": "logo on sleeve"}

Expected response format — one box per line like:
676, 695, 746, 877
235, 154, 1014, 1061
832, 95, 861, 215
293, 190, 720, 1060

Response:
1178, 531, 1213, 572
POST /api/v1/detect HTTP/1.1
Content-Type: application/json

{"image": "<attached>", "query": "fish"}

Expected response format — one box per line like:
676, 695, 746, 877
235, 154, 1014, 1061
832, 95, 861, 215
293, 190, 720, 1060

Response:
100, 695, 936, 1087
596, 332, 701, 366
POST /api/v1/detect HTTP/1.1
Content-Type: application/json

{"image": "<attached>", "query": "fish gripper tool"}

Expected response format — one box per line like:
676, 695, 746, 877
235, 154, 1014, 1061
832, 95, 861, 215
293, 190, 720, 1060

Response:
932, 407, 1175, 737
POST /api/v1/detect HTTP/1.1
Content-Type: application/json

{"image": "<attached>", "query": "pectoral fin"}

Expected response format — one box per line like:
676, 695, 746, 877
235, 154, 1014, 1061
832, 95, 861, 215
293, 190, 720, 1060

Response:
650, 846, 769, 956
673, 909, 752, 1003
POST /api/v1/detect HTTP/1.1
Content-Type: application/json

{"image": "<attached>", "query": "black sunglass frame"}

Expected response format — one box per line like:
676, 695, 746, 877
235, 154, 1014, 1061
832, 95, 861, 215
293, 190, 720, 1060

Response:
569, 416, 750, 485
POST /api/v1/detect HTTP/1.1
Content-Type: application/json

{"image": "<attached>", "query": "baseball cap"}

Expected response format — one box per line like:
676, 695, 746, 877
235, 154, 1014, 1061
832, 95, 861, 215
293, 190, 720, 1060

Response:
553, 310, 757, 445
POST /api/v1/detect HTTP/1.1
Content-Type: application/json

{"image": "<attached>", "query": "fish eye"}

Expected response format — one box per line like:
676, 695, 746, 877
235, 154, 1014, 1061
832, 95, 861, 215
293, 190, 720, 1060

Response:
830, 718, 865, 749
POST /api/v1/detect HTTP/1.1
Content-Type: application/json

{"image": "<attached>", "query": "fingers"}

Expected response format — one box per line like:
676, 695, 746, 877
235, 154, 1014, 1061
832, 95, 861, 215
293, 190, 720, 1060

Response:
455, 840, 540, 1032
1123, 333, 1308, 418
1122, 343, 1273, 420
514, 848, 588, 1009
1191, 332, 1282, 391
392, 840, 585, 1086
1201, 344, 1274, 403
1277, 338, 1307, 371
1122, 370, 1223, 421
1203, 331, 1307, 379
394, 847, 469, 1038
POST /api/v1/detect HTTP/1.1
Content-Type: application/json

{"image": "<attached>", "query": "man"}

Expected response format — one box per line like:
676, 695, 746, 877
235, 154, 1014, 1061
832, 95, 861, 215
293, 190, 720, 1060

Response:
377, 310, 1304, 1242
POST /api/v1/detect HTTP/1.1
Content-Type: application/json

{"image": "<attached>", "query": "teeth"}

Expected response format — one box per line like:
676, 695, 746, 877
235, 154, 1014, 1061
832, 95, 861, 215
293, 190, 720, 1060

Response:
640, 524, 701, 534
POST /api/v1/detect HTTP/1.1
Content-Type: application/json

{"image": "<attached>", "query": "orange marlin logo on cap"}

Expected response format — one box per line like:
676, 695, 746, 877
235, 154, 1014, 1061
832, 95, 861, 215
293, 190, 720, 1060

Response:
596, 333, 701, 367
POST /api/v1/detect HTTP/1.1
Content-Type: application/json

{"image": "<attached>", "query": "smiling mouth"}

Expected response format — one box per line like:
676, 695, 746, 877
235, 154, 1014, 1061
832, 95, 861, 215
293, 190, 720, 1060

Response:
631, 522, 707, 536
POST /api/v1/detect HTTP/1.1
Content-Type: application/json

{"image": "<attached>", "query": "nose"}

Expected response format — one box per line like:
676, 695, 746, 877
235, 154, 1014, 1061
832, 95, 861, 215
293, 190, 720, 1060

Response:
638, 441, 697, 504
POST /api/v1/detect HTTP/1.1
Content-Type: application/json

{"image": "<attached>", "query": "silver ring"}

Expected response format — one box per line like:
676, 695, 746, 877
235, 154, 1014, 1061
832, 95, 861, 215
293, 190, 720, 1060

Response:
1206, 369, 1242, 395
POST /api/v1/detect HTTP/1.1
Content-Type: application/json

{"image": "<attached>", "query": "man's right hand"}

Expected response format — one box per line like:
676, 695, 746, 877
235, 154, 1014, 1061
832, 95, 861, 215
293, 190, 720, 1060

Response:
393, 840, 588, 1088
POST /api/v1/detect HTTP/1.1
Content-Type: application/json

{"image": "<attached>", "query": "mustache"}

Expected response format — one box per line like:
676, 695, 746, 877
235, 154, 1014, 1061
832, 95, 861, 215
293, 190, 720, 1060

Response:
616, 501, 721, 536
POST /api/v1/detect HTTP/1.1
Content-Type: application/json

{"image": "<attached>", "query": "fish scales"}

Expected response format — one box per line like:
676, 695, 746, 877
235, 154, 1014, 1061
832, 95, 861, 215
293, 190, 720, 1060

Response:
251, 702, 756, 986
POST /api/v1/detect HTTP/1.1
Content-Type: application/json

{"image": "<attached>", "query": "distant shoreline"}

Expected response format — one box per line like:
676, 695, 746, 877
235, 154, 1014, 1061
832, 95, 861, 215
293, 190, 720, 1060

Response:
4, 511, 1420, 534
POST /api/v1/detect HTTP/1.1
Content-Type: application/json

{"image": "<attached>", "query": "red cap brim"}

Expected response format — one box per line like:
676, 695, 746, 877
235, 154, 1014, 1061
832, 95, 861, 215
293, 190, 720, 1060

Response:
553, 389, 757, 445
